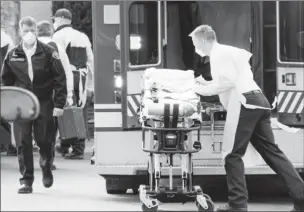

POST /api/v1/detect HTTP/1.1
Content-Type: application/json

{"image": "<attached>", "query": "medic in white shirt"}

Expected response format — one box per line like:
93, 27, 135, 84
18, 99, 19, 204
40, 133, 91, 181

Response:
190, 25, 304, 212
52, 8, 94, 160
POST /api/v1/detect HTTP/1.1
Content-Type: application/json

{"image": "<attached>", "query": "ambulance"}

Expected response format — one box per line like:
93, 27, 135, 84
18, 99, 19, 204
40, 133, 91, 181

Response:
91, 1, 304, 194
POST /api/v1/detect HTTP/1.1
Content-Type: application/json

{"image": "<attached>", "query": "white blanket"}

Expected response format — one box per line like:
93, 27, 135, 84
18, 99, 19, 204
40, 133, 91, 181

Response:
143, 68, 196, 93
141, 68, 200, 120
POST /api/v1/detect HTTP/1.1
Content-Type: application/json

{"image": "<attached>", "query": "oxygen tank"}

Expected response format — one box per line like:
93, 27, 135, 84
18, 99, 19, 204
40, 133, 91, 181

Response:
147, 102, 197, 117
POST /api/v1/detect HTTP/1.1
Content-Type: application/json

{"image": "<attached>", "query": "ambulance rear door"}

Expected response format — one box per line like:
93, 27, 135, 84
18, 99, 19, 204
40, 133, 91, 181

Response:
276, 1, 304, 127
118, 1, 165, 129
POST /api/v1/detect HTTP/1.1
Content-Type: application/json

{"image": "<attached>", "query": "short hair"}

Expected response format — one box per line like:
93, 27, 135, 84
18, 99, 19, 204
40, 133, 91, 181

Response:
37, 20, 53, 37
19, 16, 37, 29
53, 8, 72, 20
189, 25, 217, 42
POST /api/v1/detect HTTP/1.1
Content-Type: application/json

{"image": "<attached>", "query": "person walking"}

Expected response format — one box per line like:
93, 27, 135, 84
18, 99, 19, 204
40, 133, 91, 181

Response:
1, 16, 67, 194
52, 8, 94, 160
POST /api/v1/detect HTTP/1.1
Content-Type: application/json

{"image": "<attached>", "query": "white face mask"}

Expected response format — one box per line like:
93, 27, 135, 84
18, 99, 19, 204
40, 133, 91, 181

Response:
22, 32, 36, 45
195, 47, 206, 57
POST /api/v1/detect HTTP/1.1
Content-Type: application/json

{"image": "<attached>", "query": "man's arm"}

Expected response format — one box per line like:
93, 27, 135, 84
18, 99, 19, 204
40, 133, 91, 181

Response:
1, 56, 15, 86
50, 49, 67, 109
85, 36, 94, 92
192, 56, 238, 96
57, 45, 74, 99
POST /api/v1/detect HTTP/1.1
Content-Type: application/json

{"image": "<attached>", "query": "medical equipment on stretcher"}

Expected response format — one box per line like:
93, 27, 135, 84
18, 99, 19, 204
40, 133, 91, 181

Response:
137, 69, 215, 212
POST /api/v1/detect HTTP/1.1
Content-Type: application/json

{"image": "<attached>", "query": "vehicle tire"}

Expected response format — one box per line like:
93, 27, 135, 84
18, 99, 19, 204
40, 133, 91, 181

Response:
197, 198, 214, 212
132, 188, 139, 194
106, 189, 127, 194
141, 203, 158, 212
106, 178, 127, 195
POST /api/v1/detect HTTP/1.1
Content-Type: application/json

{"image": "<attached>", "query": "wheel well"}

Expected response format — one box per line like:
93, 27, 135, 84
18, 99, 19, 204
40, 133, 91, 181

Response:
101, 175, 148, 191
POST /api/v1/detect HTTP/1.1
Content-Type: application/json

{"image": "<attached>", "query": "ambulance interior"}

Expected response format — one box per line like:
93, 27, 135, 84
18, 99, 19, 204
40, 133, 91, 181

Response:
128, 1, 303, 121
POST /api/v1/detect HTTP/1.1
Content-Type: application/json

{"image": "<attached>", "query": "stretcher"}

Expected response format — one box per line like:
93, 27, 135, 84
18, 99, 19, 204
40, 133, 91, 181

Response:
137, 68, 215, 212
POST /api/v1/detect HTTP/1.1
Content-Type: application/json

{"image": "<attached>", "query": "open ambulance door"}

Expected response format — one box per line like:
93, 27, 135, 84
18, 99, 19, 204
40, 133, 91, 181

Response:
276, 1, 304, 127
119, 1, 165, 129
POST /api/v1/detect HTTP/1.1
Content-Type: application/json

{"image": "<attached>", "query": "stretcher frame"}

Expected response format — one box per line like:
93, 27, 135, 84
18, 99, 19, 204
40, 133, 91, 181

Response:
138, 99, 216, 212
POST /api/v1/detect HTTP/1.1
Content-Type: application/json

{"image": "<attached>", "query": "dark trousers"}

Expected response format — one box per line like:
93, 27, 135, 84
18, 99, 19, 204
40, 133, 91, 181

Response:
15, 99, 57, 186
225, 91, 304, 208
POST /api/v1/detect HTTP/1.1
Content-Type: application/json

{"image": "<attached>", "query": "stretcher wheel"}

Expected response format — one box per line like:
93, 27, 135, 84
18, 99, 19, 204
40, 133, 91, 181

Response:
141, 204, 158, 212
203, 194, 211, 201
132, 188, 139, 194
197, 198, 214, 212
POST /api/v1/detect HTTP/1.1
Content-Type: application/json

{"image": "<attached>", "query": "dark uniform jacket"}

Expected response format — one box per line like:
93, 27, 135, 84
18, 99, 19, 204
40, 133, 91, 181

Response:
1, 40, 67, 109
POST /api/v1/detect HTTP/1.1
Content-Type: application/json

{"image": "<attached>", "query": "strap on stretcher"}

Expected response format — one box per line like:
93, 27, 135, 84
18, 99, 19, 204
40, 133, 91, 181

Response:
163, 103, 179, 128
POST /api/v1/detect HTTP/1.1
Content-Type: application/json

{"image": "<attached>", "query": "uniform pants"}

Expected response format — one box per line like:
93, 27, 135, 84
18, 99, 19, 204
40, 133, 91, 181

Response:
15, 99, 57, 186
225, 91, 304, 208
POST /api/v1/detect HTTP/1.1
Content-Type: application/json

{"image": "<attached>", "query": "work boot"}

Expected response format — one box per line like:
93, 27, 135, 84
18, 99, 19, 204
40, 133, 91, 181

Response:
64, 152, 84, 160
42, 168, 53, 188
18, 184, 33, 194
55, 144, 69, 157
216, 204, 248, 212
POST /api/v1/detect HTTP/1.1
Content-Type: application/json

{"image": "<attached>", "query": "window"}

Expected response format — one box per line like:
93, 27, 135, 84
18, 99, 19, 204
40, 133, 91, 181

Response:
129, 2, 159, 65
279, 2, 304, 63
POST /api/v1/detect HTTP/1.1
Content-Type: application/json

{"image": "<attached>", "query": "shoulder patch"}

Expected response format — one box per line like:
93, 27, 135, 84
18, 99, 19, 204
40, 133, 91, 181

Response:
52, 51, 60, 60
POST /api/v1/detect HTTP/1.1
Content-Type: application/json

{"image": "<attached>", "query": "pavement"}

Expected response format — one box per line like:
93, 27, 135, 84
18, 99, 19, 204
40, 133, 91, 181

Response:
0, 141, 295, 211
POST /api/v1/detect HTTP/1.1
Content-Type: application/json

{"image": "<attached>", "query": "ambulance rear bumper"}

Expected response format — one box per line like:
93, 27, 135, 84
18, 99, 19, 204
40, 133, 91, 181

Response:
97, 163, 304, 176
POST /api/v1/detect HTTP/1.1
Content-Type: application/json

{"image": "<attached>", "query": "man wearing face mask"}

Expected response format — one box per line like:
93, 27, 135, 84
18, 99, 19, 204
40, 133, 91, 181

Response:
52, 8, 94, 160
1, 16, 67, 194
37, 20, 74, 170
190, 25, 304, 212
